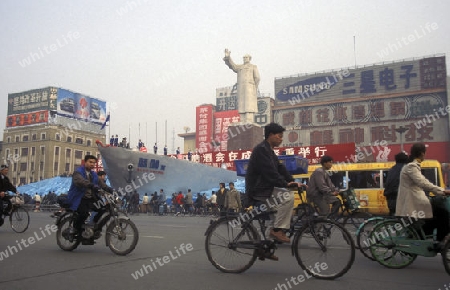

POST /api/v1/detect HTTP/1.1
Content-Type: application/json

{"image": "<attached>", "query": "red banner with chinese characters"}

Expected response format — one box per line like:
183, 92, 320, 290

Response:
195, 104, 214, 153
172, 143, 356, 170
213, 110, 240, 151
6, 110, 49, 127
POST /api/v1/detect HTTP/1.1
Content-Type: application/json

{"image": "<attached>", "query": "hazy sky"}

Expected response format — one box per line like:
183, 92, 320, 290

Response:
1, 0, 449, 152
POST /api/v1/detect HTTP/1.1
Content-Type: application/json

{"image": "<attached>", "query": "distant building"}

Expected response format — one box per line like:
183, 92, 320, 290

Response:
2, 87, 107, 185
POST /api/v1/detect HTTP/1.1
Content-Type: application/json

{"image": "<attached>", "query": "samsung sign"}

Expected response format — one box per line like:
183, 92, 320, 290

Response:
276, 76, 339, 102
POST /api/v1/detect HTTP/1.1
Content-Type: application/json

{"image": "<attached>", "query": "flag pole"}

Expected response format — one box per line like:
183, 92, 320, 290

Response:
108, 111, 111, 142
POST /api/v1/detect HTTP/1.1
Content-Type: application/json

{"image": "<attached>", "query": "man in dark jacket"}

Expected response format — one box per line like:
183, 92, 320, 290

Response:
0, 164, 19, 217
246, 123, 300, 245
384, 152, 409, 215
216, 183, 227, 212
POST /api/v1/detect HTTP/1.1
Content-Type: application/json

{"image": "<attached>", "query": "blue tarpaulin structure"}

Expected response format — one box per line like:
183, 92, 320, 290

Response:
17, 177, 73, 195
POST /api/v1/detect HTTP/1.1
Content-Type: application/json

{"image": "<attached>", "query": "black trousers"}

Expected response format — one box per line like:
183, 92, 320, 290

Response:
73, 198, 106, 232
423, 197, 450, 241
0, 198, 12, 215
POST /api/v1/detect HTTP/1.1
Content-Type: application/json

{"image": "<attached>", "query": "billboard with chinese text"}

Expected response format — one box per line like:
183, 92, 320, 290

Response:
7, 87, 56, 116
275, 55, 446, 105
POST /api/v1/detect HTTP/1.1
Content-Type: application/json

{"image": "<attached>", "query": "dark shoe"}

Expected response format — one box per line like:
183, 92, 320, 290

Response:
81, 239, 95, 245
270, 229, 290, 244
265, 253, 279, 261
436, 234, 450, 251
93, 231, 102, 239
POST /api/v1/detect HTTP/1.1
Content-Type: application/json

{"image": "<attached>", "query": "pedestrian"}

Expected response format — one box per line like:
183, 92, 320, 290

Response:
384, 152, 409, 215
34, 192, 41, 212
184, 189, 194, 215
216, 182, 227, 213
224, 182, 242, 212
142, 193, 150, 214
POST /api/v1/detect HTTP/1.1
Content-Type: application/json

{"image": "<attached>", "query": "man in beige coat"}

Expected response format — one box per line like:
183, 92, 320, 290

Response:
224, 182, 242, 212
396, 143, 450, 244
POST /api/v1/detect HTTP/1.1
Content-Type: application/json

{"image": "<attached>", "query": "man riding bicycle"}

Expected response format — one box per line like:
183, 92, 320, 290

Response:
245, 123, 302, 246
67, 155, 111, 238
0, 165, 19, 223
306, 155, 341, 217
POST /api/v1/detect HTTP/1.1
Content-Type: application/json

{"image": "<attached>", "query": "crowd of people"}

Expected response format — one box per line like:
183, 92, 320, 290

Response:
118, 182, 245, 217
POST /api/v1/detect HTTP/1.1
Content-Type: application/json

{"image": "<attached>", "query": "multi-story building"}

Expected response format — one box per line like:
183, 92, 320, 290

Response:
2, 87, 107, 185
273, 54, 449, 163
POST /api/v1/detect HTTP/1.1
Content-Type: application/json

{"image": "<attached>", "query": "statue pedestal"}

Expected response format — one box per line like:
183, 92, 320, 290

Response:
226, 124, 263, 151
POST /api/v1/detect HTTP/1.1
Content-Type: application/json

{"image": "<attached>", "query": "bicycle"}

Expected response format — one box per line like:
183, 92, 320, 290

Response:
205, 201, 355, 279
366, 212, 450, 272
55, 190, 139, 255
1, 193, 30, 233
287, 188, 371, 249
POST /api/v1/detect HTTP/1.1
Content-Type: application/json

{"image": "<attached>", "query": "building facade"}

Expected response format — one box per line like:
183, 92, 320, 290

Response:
273, 55, 449, 163
2, 87, 107, 185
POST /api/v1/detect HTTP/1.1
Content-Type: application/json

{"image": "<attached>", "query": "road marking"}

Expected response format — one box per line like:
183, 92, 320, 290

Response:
142, 235, 164, 239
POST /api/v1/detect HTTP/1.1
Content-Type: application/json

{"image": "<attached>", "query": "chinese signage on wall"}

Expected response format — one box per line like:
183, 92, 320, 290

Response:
274, 92, 449, 146
216, 83, 238, 112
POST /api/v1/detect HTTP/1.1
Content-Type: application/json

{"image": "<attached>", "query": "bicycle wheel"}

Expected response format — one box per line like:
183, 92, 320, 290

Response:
293, 219, 355, 280
356, 217, 386, 261
9, 206, 30, 233
205, 218, 260, 273
342, 211, 372, 249
369, 220, 418, 269
56, 216, 81, 251
442, 237, 450, 275
106, 217, 139, 255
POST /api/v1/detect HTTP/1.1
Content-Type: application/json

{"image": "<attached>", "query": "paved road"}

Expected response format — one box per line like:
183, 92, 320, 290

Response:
0, 212, 448, 290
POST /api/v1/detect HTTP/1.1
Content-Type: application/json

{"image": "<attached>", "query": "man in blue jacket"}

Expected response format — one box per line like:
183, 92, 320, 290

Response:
67, 155, 106, 235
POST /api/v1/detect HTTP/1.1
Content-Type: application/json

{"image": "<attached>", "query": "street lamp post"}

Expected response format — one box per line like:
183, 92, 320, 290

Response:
395, 126, 409, 152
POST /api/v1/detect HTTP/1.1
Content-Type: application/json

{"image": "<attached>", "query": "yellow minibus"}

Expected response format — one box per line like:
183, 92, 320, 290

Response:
293, 160, 445, 215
